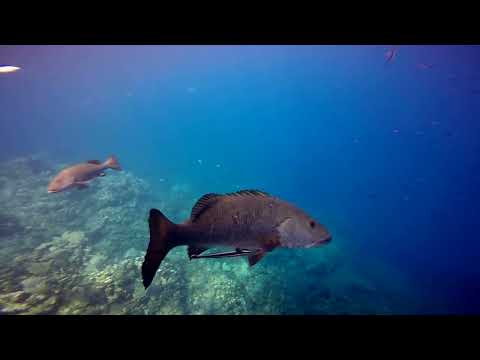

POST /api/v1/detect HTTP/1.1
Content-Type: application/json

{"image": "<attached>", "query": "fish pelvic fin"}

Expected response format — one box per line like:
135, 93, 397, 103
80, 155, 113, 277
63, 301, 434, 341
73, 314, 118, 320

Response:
248, 250, 266, 267
142, 209, 176, 289
75, 181, 89, 190
105, 155, 122, 171
187, 246, 209, 259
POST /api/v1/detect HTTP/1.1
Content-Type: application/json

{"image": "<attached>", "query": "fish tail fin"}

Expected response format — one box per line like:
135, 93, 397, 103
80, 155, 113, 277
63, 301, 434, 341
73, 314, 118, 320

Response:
105, 155, 122, 170
141, 209, 176, 289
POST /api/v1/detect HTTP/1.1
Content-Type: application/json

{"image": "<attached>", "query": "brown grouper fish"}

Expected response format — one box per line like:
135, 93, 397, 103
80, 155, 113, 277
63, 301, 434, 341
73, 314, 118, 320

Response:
142, 189, 332, 289
47, 155, 122, 193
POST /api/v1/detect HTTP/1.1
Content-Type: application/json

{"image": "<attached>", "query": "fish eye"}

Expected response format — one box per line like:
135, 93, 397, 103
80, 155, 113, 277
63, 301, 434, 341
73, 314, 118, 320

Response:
309, 221, 315, 228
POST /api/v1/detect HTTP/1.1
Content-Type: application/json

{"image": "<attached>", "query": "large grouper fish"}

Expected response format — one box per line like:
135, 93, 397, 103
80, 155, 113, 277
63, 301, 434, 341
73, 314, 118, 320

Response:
142, 189, 332, 289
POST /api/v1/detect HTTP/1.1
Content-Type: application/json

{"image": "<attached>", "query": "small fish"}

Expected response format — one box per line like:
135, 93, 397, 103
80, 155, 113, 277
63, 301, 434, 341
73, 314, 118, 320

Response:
0, 65, 20, 73
216, 163, 221, 168
141, 189, 332, 289
47, 155, 121, 193
197, 159, 203, 165
417, 63, 433, 70
385, 47, 397, 63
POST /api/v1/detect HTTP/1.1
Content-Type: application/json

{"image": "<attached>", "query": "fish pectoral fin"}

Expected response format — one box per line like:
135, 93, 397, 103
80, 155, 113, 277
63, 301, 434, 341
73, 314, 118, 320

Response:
258, 229, 282, 252
87, 160, 102, 164
245, 230, 280, 266
187, 246, 209, 260
99, 172, 106, 177
248, 250, 266, 267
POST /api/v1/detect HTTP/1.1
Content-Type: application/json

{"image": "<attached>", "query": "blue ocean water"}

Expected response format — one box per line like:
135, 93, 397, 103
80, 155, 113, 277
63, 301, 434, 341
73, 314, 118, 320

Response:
0, 45, 479, 314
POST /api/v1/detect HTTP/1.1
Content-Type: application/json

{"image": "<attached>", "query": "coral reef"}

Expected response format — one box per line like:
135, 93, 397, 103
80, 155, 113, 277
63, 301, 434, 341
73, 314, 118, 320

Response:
0, 155, 423, 315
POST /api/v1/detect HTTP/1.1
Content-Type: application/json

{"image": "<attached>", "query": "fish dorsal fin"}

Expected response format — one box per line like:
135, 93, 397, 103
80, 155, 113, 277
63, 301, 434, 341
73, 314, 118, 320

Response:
190, 190, 270, 221
191, 193, 221, 221
225, 189, 270, 197
87, 160, 102, 165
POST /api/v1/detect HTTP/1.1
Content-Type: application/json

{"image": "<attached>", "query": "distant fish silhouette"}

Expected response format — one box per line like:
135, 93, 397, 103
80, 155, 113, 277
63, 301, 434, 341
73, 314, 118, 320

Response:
385, 47, 397, 64
447, 74, 459, 87
417, 63, 433, 70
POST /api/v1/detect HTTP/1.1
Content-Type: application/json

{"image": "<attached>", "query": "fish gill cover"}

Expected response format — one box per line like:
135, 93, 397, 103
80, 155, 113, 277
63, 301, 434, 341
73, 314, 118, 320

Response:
0, 45, 479, 314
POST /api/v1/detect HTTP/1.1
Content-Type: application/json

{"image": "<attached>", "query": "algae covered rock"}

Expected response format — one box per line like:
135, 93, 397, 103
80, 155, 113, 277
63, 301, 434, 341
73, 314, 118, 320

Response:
27, 261, 52, 276
61, 230, 86, 246
21, 276, 49, 295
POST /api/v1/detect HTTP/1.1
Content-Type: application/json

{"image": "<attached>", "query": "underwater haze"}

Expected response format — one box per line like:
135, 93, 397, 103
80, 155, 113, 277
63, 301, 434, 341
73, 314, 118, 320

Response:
0, 45, 479, 315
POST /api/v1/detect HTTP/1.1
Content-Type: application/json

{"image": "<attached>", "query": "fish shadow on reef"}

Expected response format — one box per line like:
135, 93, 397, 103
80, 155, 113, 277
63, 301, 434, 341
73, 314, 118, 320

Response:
25, 157, 52, 175
177, 265, 190, 314
0, 213, 24, 238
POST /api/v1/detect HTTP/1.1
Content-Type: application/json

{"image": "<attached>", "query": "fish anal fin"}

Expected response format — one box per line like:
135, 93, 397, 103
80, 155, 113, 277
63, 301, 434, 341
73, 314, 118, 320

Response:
248, 250, 266, 267
188, 246, 209, 259
87, 160, 102, 164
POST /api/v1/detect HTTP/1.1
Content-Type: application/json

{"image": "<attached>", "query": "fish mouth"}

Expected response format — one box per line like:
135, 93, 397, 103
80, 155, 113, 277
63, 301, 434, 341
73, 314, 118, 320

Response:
314, 235, 332, 247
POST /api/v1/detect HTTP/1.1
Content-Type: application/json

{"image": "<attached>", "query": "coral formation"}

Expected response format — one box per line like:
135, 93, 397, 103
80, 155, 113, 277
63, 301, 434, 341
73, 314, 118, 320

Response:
0, 155, 424, 315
